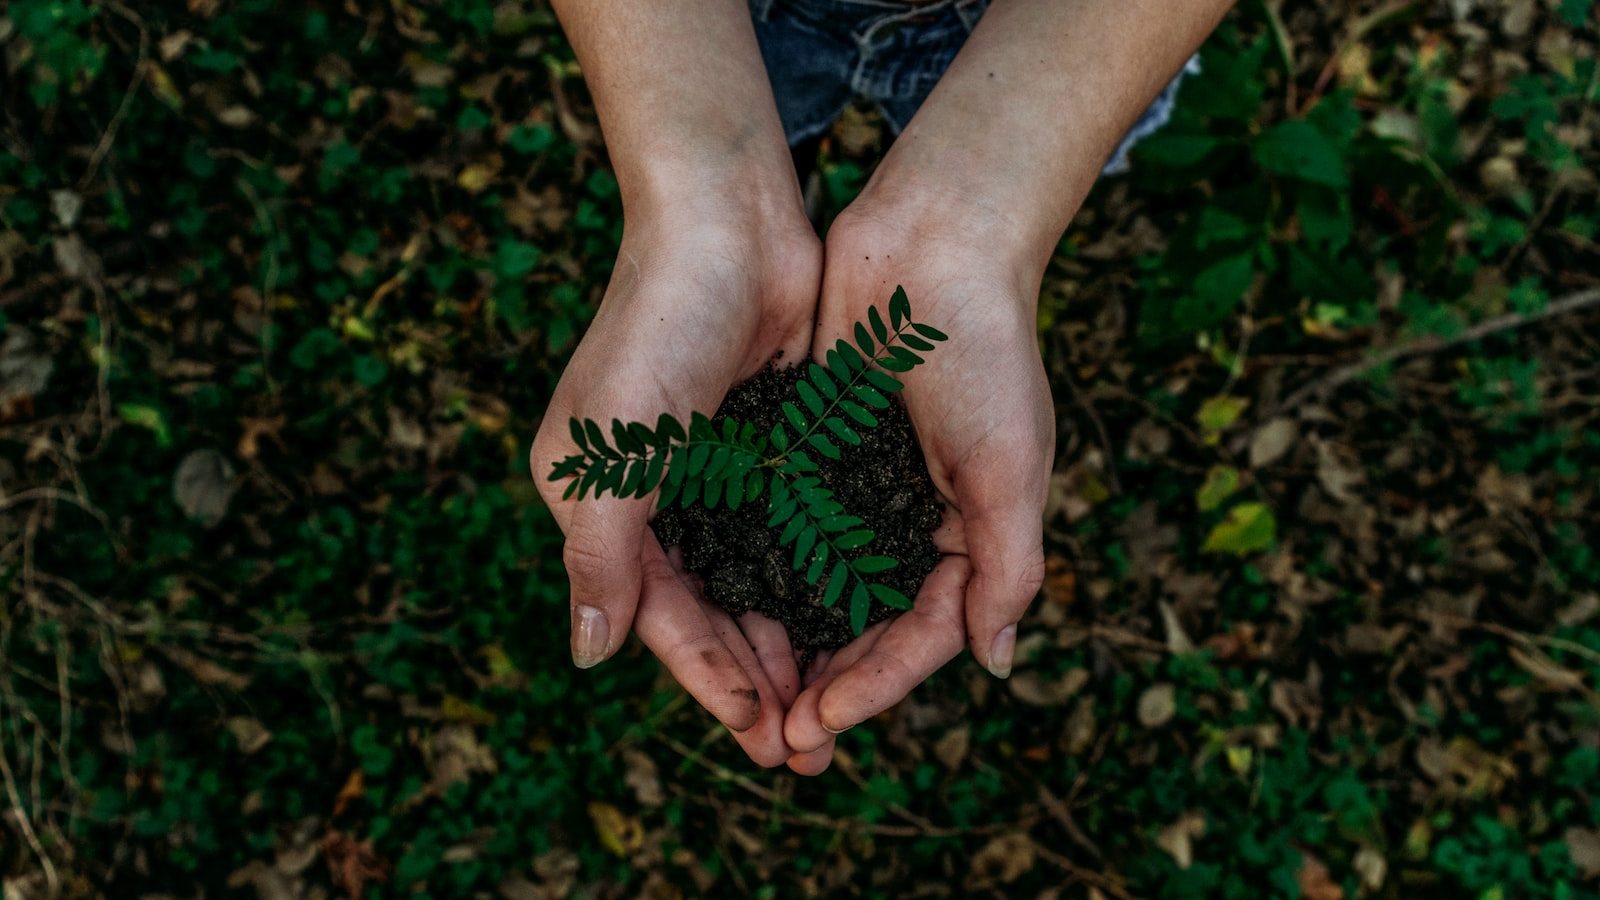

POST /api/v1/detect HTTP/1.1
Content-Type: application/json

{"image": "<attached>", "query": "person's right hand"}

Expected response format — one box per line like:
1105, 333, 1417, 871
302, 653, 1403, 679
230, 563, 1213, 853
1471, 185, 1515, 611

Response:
531, 200, 820, 767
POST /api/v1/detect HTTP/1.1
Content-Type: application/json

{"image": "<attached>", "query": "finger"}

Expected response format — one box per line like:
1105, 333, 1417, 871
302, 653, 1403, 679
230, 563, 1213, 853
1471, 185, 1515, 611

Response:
741, 612, 802, 707
708, 608, 792, 768
815, 556, 972, 732
784, 623, 888, 754
932, 504, 967, 555
958, 482, 1046, 679
560, 496, 651, 669
802, 649, 835, 689
786, 741, 835, 776
634, 540, 762, 732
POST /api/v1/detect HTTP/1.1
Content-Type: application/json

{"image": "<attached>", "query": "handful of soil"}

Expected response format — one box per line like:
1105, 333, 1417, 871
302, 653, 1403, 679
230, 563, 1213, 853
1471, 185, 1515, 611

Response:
652, 365, 942, 651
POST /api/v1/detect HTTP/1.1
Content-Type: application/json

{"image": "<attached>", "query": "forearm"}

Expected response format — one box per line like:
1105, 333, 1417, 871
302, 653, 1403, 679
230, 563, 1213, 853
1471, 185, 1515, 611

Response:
858, 0, 1233, 278
552, 0, 802, 222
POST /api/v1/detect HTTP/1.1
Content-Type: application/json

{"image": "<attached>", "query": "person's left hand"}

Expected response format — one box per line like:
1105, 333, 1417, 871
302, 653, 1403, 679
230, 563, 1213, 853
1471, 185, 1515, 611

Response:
780, 196, 1055, 775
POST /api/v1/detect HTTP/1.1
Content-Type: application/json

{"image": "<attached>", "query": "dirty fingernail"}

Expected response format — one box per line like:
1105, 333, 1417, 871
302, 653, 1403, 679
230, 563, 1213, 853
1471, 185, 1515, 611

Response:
571, 605, 609, 669
987, 624, 1017, 679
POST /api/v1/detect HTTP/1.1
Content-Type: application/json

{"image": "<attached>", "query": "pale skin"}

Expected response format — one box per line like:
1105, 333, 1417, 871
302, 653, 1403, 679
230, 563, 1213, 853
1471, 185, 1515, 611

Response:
531, 0, 1234, 772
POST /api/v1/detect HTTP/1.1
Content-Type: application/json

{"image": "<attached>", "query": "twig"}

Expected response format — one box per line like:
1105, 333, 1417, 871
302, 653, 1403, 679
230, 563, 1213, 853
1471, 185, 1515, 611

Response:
1270, 286, 1600, 417
79, 2, 149, 190
654, 733, 986, 839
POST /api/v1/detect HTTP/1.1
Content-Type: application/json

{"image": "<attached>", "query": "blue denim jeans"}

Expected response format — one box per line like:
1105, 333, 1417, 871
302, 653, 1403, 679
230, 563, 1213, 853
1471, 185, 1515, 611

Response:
749, 0, 1197, 174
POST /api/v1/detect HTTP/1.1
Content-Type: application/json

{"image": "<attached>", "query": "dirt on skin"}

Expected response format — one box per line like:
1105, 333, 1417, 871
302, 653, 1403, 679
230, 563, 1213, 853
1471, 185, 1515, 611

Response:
651, 364, 942, 651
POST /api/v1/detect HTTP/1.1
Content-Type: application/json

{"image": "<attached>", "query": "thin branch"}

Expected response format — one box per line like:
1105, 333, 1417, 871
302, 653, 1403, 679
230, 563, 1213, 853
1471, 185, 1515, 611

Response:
1270, 286, 1600, 417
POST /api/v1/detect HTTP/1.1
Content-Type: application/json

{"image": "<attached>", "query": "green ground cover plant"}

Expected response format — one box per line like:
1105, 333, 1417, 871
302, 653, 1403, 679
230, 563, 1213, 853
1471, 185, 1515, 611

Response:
1, 0, 1597, 897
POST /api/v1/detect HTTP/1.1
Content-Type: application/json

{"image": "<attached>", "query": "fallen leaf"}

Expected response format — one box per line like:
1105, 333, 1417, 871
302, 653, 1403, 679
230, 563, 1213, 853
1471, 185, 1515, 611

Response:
1138, 683, 1177, 727
967, 832, 1036, 887
1159, 601, 1195, 654
174, 448, 239, 527
1009, 668, 1089, 707
1353, 846, 1387, 890
1296, 851, 1343, 900
1196, 465, 1241, 512
321, 831, 388, 899
622, 748, 664, 808
226, 716, 272, 754
1565, 827, 1600, 880
587, 802, 644, 857
1157, 812, 1206, 869
1202, 502, 1277, 556
934, 726, 970, 770
1249, 418, 1297, 467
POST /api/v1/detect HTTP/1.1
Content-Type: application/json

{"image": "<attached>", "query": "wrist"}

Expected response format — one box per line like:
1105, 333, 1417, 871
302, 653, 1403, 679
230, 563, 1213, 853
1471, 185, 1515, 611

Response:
849, 151, 1068, 290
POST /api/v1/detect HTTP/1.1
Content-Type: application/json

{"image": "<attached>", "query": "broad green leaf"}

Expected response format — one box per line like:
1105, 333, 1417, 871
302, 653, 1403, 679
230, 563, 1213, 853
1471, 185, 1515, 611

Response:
770, 422, 790, 451
850, 581, 870, 634
863, 369, 903, 394
824, 417, 861, 445
855, 556, 898, 574
783, 401, 807, 432
796, 379, 824, 416
703, 473, 723, 509
837, 340, 866, 372
854, 322, 875, 357
1196, 465, 1240, 512
548, 455, 584, 481
808, 363, 837, 400
1202, 502, 1277, 555
840, 400, 878, 427
853, 384, 890, 409
807, 433, 840, 459
901, 333, 934, 352
744, 469, 763, 504
767, 498, 797, 528
1196, 395, 1249, 442
793, 527, 817, 569
584, 420, 610, 457
819, 514, 863, 533
779, 516, 805, 545
869, 305, 889, 343
1253, 119, 1349, 189
824, 562, 849, 607
869, 584, 912, 609
603, 419, 635, 454
889, 286, 911, 328
806, 548, 827, 584
655, 413, 685, 444
620, 458, 645, 496
569, 418, 587, 450
912, 322, 948, 342
836, 529, 874, 550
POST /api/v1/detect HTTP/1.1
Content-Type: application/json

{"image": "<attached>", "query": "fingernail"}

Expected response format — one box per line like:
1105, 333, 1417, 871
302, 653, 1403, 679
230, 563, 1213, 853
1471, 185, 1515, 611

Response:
571, 605, 609, 669
823, 721, 849, 735
987, 624, 1017, 679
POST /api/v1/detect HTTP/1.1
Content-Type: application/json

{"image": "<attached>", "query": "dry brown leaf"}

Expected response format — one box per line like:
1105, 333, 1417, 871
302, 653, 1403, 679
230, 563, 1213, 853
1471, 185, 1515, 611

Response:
174, 448, 238, 527
967, 832, 1036, 887
1137, 683, 1177, 728
1566, 828, 1600, 880
1296, 851, 1343, 900
1156, 812, 1206, 869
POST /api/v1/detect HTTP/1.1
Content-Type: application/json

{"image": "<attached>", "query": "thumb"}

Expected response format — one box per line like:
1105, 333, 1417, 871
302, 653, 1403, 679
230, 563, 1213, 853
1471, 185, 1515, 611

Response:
562, 497, 649, 669
959, 484, 1046, 680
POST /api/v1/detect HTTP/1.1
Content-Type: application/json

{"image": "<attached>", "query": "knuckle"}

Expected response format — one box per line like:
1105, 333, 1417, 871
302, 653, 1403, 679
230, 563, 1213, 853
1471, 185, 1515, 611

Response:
562, 537, 613, 589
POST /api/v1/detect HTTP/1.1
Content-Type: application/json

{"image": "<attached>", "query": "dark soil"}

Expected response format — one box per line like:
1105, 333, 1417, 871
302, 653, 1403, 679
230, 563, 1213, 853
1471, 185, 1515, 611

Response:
652, 365, 942, 651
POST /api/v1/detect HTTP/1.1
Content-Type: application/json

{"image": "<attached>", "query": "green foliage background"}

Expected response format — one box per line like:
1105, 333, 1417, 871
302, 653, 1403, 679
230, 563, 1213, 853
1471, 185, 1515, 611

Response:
2, 0, 1598, 897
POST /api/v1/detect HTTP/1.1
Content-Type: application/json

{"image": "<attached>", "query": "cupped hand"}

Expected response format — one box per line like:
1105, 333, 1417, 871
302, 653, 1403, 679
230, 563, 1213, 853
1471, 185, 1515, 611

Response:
783, 205, 1054, 773
531, 208, 820, 766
